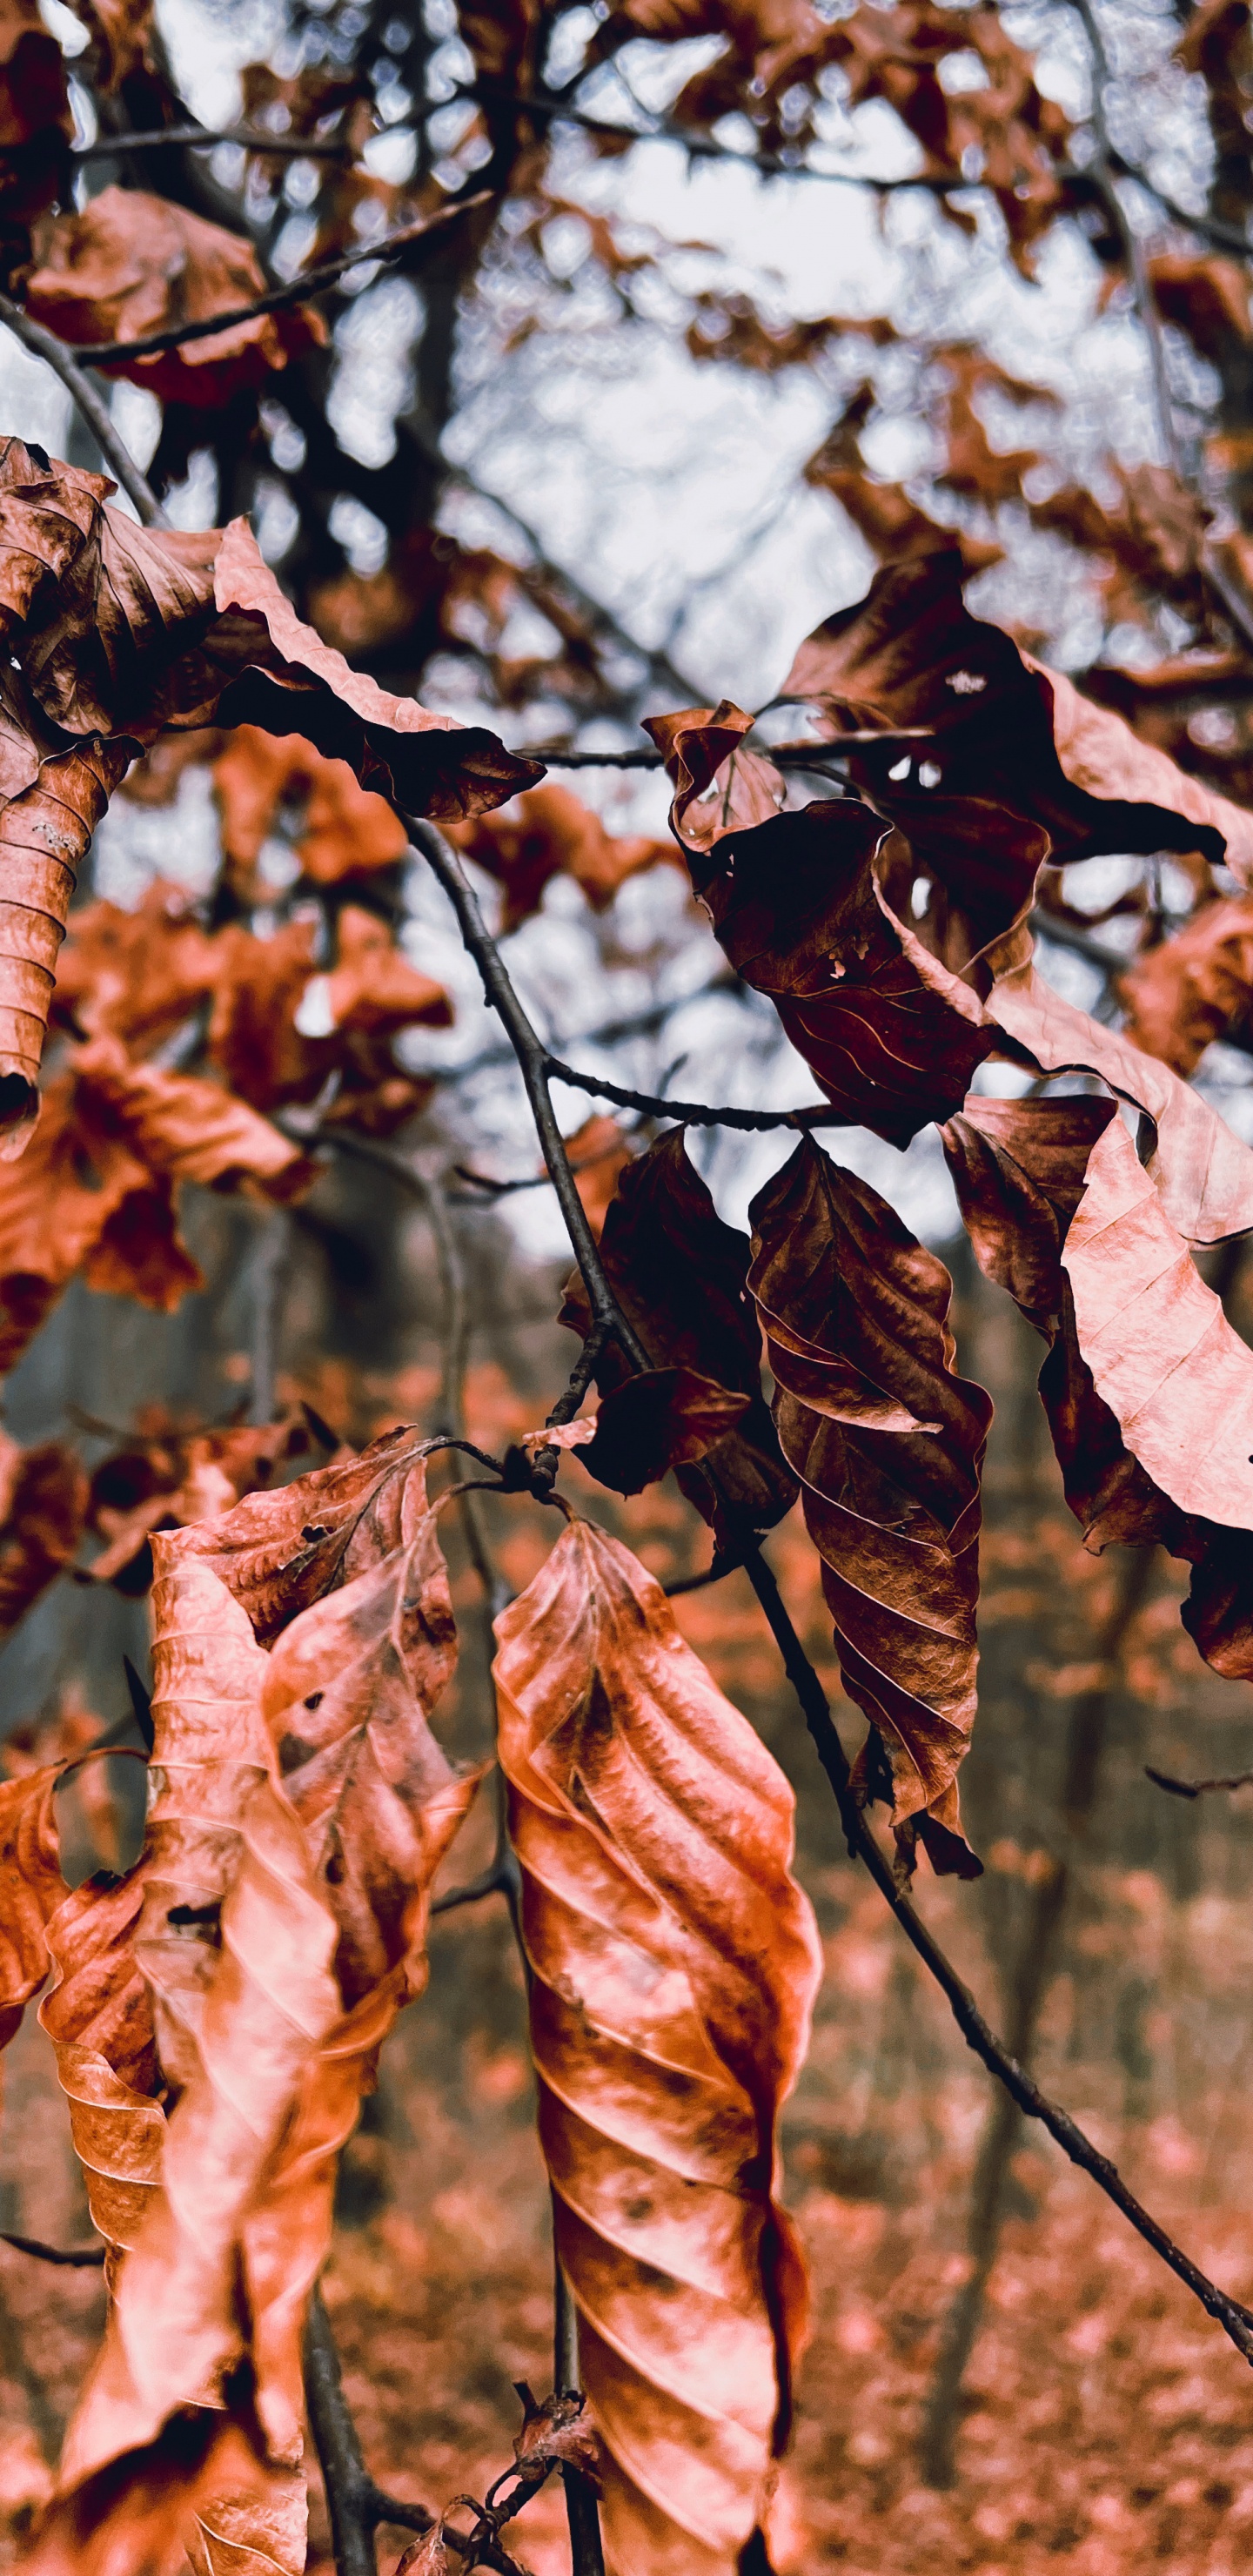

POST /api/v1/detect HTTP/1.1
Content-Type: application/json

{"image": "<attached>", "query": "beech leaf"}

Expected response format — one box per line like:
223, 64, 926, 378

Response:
0, 1761, 64, 2055
558, 1129, 796, 1546
575, 1365, 752, 1497
749, 1137, 993, 1879
493, 1517, 821, 2574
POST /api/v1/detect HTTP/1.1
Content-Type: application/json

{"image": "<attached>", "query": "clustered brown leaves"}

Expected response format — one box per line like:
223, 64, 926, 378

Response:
10, 381, 1253, 2573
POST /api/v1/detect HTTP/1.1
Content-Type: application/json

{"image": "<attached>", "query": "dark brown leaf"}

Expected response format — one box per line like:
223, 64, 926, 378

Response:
0, 1434, 86, 1633
558, 1128, 797, 1546
748, 1137, 994, 1878
576, 1366, 752, 1497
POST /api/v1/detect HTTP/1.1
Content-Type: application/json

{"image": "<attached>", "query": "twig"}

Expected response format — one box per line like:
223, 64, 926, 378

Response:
304, 2285, 467, 2566
0, 292, 166, 526
409, 803, 1253, 2377
663, 1552, 746, 1596
920, 1545, 1156, 2488
74, 123, 355, 159
540, 1054, 839, 1134
1146, 1763, 1253, 1798
527, 733, 932, 768
554, 2251, 606, 2576
1071, 0, 1253, 658
0, 2231, 106, 2267
57, 196, 493, 368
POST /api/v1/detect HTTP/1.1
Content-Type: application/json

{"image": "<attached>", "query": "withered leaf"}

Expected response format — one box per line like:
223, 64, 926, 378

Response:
558, 1129, 796, 1546
168, 1423, 430, 1643
575, 1366, 752, 1499
0, 1761, 63, 2054
28, 2412, 306, 2576
39, 1862, 164, 2260
446, 782, 680, 931
493, 1518, 821, 2575
1117, 894, 1253, 1076
667, 790, 1041, 1145
211, 724, 411, 890
73, 1035, 315, 1200
51, 880, 220, 1055
779, 551, 1253, 878
0, 0, 72, 224
748, 1137, 993, 1879
0, 1433, 86, 1633
25, 188, 326, 408
941, 1096, 1253, 1686
244, 1476, 481, 2447
641, 701, 783, 855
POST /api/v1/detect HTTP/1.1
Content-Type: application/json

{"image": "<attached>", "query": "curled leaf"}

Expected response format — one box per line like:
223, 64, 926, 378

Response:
0, 1762, 63, 2053
640, 703, 784, 855
576, 1366, 752, 1497
0, 1434, 86, 1632
559, 1130, 796, 1546
493, 1517, 821, 2576
749, 1138, 993, 1878
446, 782, 680, 931
39, 1862, 164, 2260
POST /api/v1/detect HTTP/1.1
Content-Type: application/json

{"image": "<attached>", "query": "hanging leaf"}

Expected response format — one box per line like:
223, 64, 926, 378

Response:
558, 1129, 796, 1546
941, 1095, 1253, 1684
211, 726, 411, 890
776, 550, 1253, 875
1117, 892, 1253, 1075
574, 1366, 752, 1498
641, 702, 783, 855
170, 1424, 430, 1643
0, 1434, 87, 1633
39, 1862, 164, 2264
25, 188, 326, 408
243, 1479, 483, 2452
446, 782, 680, 931
0, 1762, 64, 2053
748, 1137, 993, 1878
493, 1516, 821, 2576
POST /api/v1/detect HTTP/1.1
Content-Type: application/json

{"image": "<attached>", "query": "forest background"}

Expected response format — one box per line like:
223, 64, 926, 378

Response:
6, 0, 1253, 2570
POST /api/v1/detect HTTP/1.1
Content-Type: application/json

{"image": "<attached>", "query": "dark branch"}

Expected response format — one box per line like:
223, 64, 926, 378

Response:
0, 2231, 106, 2267
1146, 1762, 1253, 1799
0, 292, 166, 525
74, 123, 356, 159
530, 732, 933, 767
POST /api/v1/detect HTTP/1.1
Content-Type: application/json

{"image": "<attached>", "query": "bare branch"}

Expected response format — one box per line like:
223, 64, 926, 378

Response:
0, 2231, 106, 2267
0, 292, 166, 526
74, 124, 355, 160
1146, 1763, 1253, 1798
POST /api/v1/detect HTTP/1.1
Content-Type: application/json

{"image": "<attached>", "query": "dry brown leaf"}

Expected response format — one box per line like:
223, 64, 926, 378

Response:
72, 1035, 316, 1200
575, 1366, 752, 1497
242, 1477, 482, 2445
86, 1416, 312, 1592
1117, 894, 1253, 1075
558, 1128, 797, 1548
0, 1762, 63, 2054
446, 782, 680, 931
940, 1094, 1253, 1683
39, 1862, 164, 2260
778, 551, 1253, 878
66, 0, 154, 87
749, 1137, 992, 1878
211, 726, 411, 889
0, 443, 532, 1143
985, 960, 1253, 1244
169, 1422, 429, 1643
564, 1113, 635, 1240
28, 2413, 306, 2576
493, 1516, 821, 2576
641, 702, 784, 855
0, 1433, 86, 1632
25, 187, 326, 408
1062, 1111, 1253, 1527
51, 880, 220, 1054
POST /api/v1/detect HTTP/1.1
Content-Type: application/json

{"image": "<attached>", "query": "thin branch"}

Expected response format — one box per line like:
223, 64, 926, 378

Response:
59, 196, 492, 368
304, 2286, 472, 2566
0, 2231, 106, 2267
526, 733, 932, 768
1146, 1762, 1253, 1798
408, 795, 1253, 2378
0, 292, 165, 526
664, 1552, 747, 1597
74, 123, 356, 159
540, 1055, 840, 1134
554, 2251, 606, 2576
1070, 0, 1253, 658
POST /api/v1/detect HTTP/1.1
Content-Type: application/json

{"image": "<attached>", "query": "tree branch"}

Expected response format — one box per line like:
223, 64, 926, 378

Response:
408, 808, 1253, 2378
0, 2231, 106, 2267
74, 124, 356, 160
57, 196, 492, 368
0, 292, 166, 526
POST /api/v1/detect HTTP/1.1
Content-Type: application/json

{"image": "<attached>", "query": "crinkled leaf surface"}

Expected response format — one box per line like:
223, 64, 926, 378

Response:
493, 1517, 821, 2576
